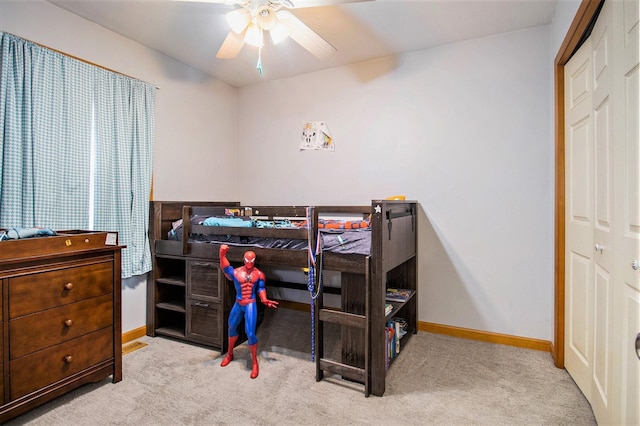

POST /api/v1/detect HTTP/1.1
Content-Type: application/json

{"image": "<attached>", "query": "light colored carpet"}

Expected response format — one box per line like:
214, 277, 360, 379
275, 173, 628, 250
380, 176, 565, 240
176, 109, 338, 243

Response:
6, 308, 595, 425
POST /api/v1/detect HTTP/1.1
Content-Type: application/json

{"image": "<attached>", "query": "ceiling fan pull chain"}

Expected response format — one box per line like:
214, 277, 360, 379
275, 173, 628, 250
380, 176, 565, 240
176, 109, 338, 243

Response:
256, 46, 264, 75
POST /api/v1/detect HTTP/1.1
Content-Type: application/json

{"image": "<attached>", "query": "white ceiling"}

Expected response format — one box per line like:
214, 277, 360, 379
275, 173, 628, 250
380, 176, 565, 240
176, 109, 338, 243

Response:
47, 0, 559, 87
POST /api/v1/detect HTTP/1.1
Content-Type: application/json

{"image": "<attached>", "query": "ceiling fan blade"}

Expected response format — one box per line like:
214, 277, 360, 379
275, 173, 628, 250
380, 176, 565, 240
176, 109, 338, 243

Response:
170, 0, 242, 4
170, 0, 367, 5
226, 7, 252, 33
276, 10, 336, 60
216, 30, 246, 59
286, 0, 370, 8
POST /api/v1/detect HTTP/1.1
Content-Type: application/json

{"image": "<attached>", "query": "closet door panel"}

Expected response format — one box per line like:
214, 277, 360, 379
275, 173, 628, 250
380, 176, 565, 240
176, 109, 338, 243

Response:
616, 1, 639, 424
590, 5, 615, 416
565, 37, 594, 398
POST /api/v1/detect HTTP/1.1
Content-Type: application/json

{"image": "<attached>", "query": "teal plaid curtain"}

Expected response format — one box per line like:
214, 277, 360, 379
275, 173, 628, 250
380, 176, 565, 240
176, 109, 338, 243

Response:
0, 33, 155, 278
93, 69, 155, 277
0, 32, 92, 229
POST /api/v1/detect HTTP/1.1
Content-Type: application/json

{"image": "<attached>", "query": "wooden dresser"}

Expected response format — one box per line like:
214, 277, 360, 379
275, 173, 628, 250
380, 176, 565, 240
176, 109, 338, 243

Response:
0, 230, 123, 423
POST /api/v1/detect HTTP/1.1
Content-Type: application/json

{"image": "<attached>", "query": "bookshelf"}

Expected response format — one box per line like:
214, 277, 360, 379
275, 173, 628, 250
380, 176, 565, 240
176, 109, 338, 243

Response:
316, 203, 417, 397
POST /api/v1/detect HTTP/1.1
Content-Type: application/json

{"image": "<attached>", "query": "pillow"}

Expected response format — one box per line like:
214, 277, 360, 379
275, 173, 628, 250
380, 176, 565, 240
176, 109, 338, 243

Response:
202, 216, 253, 227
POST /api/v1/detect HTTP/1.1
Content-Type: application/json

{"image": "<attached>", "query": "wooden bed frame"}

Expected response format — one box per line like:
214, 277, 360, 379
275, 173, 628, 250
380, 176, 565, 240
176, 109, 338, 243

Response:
147, 199, 418, 397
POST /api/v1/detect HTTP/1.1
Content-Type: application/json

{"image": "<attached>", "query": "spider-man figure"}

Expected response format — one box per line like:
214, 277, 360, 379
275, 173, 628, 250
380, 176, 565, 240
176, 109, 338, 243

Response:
219, 244, 278, 378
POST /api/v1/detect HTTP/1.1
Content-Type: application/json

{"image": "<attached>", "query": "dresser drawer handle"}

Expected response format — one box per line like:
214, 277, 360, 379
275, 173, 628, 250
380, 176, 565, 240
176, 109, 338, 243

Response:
64, 282, 74, 290
64, 319, 74, 327
64, 355, 73, 364
194, 301, 210, 308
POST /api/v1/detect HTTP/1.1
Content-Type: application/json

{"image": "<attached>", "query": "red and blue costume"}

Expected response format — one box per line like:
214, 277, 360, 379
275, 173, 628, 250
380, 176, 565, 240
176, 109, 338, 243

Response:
219, 244, 278, 378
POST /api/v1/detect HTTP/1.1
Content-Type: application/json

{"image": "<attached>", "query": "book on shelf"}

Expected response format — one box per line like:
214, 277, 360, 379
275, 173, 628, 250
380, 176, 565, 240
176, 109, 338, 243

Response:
395, 319, 401, 354
385, 317, 409, 364
385, 303, 393, 316
385, 325, 395, 370
391, 317, 408, 355
393, 317, 408, 346
385, 288, 414, 302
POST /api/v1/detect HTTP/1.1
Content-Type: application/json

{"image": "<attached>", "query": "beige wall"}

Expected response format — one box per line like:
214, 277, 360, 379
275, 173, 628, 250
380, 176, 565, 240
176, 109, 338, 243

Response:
235, 27, 554, 340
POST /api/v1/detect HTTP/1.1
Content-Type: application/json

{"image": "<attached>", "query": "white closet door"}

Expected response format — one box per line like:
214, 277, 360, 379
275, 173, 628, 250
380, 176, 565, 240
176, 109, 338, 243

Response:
589, 1, 615, 419
614, 0, 640, 424
565, 1, 640, 424
565, 35, 595, 403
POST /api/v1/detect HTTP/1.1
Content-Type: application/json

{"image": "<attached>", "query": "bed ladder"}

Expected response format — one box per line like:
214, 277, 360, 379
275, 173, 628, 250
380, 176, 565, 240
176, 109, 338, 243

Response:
315, 257, 371, 397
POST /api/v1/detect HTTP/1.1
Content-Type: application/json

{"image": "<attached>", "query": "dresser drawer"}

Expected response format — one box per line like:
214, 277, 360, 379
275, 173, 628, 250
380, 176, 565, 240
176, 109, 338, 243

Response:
186, 299, 222, 346
0, 362, 4, 405
9, 261, 113, 318
10, 327, 113, 400
9, 294, 113, 359
187, 260, 221, 300
0, 324, 3, 405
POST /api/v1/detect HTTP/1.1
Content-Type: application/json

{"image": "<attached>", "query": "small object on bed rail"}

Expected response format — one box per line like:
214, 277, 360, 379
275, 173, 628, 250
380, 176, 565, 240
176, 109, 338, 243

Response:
306, 206, 325, 362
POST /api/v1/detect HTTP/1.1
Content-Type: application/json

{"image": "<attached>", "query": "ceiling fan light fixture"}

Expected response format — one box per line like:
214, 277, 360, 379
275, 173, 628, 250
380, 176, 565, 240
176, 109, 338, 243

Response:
226, 8, 251, 34
216, 0, 337, 67
255, 5, 278, 30
270, 21, 290, 44
244, 22, 264, 47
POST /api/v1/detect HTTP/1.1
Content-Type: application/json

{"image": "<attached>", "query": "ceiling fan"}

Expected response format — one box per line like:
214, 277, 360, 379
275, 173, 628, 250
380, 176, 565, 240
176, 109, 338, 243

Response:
177, 0, 365, 68
174, 0, 367, 74
215, 0, 340, 62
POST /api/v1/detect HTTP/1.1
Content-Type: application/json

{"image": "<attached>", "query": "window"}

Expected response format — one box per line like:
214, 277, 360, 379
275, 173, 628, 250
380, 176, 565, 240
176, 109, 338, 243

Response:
0, 32, 156, 278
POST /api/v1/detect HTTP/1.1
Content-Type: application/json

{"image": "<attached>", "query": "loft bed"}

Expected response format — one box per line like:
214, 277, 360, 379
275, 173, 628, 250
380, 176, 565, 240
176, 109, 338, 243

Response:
148, 199, 417, 397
